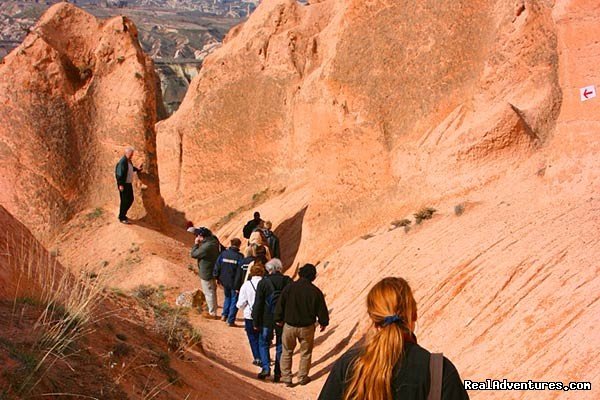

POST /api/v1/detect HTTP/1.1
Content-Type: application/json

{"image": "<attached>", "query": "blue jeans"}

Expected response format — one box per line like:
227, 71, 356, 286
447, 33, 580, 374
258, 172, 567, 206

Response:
244, 319, 261, 361
221, 287, 238, 324
259, 326, 283, 375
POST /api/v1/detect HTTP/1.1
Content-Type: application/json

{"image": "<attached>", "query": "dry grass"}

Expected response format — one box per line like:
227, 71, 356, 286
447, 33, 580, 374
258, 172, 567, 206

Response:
414, 207, 437, 224
3, 234, 108, 396
132, 285, 201, 353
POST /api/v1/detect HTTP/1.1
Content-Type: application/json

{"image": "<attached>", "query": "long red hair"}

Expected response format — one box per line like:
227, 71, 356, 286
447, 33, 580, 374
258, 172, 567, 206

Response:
344, 277, 417, 400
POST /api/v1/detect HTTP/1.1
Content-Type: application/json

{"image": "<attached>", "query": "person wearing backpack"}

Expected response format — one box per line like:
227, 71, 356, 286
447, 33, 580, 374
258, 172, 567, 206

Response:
243, 211, 263, 240
252, 258, 292, 382
275, 263, 329, 387
318, 277, 469, 400
236, 263, 265, 367
213, 238, 244, 326
263, 221, 280, 259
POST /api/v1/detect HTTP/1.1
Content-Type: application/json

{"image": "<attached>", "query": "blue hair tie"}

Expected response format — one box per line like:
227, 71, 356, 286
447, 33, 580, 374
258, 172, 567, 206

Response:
382, 315, 404, 327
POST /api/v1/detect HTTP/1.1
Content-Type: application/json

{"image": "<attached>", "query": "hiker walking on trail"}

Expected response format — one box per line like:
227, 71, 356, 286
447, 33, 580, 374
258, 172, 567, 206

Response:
318, 277, 469, 400
252, 258, 292, 382
243, 211, 264, 240
276, 263, 329, 387
236, 263, 265, 367
235, 245, 258, 291
245, 232, 272, 260
214, 238, 244, 326
263, 221, 280, 259
190, 227, 220, 319
115, 146, 143, 224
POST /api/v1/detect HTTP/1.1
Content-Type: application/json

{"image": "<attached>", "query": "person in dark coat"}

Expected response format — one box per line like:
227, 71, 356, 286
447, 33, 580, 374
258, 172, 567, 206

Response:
276, 264, 329, 387
263, 221, 280, 259
214, 238, 244, 326
114, 147, 142, 224
252, 258, 292, 382
318, 277, 469, 400
190, 227, 220, 319
243, 211, 263, 239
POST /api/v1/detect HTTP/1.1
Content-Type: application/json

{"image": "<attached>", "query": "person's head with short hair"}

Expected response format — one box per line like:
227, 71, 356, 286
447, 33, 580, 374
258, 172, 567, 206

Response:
298, 263, 317, 282
230, 238, 241, 248
195, 227, 212, 241
265, 220, 272, 230
249, 262, 266, 278
254, 211, 261, 220
124, 146, 135, 160
265, 258, 283, 274
343, 277, 417, 400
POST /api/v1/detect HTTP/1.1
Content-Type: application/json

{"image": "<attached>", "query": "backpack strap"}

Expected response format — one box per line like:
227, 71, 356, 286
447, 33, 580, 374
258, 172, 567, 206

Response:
427, 353, 443, 400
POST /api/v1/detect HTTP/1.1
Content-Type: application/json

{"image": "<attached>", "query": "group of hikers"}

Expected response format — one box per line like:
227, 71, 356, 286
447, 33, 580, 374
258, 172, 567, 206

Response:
116, 147, 470, 399
189, 211, 329, 387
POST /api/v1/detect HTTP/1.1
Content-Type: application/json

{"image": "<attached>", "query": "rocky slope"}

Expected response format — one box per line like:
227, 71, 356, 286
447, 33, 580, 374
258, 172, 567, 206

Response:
0, 3, 165, 241
156, 0, 600, 397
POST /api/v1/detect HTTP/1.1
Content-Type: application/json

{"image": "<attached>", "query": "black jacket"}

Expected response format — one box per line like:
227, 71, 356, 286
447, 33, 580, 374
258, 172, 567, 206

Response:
233, 255, 255, 291
318, 342, 469, 400
190, 235, 220, 281
115, 156, 139, 186
213, 246, 244, 289
252, 273, 292, 329
263, 229, 280, 259
243, 218, 262, 239
274, 278, 329, 328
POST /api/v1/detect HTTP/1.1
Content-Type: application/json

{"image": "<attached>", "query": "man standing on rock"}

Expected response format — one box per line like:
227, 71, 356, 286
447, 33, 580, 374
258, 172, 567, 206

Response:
191, 227, 220, 319
115, 146, 142, 224
275, 263, 329, 387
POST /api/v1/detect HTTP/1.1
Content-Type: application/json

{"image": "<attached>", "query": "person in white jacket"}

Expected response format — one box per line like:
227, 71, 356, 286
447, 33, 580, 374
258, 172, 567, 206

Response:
236, 263, 265, 366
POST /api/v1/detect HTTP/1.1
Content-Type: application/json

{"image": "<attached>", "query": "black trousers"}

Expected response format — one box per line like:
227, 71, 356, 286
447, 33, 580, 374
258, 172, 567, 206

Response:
118, 183, 134, 221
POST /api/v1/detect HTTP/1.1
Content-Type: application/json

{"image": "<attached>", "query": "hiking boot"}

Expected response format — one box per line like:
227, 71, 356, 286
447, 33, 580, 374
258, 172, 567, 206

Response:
298, 376, 312, 386
119, 219, 130, 225
252, 359, 261, 366
284, 381, 294, 388
257, 370, 270, 380
273, 374, 281, 383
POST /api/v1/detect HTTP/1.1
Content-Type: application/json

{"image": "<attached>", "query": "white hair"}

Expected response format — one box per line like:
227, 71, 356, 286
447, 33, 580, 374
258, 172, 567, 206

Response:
124, 146, 135, 155
265, 258, 283, 274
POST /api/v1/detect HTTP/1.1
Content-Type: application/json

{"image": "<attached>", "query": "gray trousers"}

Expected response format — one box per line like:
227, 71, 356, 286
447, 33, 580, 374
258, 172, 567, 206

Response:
200, 278, 217, 315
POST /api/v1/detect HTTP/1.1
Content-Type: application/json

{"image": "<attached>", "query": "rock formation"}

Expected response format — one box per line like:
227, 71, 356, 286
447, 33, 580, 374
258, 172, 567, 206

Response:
156, 0, 600, 397
0, 3, 165, 241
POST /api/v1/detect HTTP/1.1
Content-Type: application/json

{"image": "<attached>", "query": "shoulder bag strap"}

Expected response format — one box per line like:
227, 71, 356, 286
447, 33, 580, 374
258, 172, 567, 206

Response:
427, 353, 443, 400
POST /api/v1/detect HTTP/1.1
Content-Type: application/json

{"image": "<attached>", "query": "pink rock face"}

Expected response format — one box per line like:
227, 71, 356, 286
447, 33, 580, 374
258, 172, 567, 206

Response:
157, 0, 600, 397
0, 3, 165, 241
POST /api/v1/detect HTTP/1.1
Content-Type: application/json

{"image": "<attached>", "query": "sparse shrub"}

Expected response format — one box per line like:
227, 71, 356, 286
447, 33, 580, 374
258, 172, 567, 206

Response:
86, 207, 104, 220
414, 207, 436, 224
4, 236, 106, 395
135, 72, 143, 79
100, 260, 109, 268
132, 285, 157, 301
112, 342, 132, 357
454, 203, 465, 216
391, 219, 412, 229
133, 285, 201, 353
117, 55, 125, 63
156, 351, 179, 384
